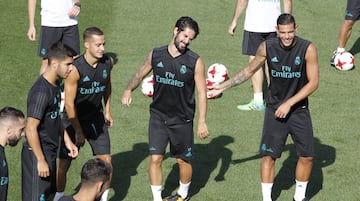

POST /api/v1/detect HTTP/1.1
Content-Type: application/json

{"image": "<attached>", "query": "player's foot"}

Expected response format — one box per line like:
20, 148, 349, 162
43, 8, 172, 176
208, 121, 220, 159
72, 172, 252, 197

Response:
163, 194, 190, 201
237, 99, 265, 111
330, 50, 340, 66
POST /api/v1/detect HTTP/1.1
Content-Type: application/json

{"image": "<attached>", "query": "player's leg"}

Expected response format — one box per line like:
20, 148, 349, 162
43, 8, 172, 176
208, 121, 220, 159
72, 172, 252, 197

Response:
164, 121, 194, 201
148, 114, 168, 201
62, 25, 81, 58
290, 108, 315, 201
96, 154, 112, 201
238, 31, 266, 111
260, 108, 289, 201
54, 125, 77, 201
37, 26, 63, 74
331, 0, 360, 64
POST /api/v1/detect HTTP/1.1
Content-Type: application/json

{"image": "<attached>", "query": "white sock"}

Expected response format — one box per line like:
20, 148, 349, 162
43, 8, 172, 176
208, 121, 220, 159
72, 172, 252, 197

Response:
100, 189, 110, 201
53, 192, 64, 201
151, 185, 163, 201
294, 180, 308, 201
254, 92, 263, 103
261, 182, 273, 201
177, 180, 191, 198
337, 47, 345, 53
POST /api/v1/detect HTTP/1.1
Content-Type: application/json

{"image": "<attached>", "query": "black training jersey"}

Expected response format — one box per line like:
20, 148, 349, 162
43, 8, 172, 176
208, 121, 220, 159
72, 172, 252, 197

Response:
150, 46, 199, 122
265, 36, 311, 110
0, 146, 8, 201
27, 76, 62, 152
71, 54, 112, 120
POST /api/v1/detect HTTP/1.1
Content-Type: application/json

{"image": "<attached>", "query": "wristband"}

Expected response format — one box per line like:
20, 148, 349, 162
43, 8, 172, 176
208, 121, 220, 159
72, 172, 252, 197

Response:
74, 2, 81, 8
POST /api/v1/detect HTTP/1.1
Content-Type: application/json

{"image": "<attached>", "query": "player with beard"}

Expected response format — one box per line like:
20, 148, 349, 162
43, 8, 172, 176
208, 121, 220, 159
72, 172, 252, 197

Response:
208, 14, 319, 201
0, 107, 25, 201
122, 16, 209, 201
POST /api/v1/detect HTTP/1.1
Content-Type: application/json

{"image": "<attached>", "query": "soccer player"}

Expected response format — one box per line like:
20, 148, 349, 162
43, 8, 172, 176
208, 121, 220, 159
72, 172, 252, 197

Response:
27, 0, 81, 74
122, 16, 209, 201
208, 14, 319, 201
330, 0, 360, 66
55, 27, 114, 201
228, 0, 292, 111
0, 107, 25, 201
22, 42, 79, 201
58, 158, 112, 201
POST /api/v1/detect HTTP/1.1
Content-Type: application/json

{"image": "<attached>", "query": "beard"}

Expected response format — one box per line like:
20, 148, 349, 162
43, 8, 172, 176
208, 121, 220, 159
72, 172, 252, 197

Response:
174, 35, 187, 54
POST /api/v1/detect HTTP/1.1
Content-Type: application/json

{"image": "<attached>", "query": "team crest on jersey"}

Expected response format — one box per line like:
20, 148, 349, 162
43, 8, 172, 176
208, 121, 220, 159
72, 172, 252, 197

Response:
295, 56, 301, 65
180, 65, 187, 74
102, 70, 108, 79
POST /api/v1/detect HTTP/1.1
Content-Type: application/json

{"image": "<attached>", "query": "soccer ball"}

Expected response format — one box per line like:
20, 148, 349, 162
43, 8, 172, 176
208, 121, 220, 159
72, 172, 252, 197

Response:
141, 75, 154, 97
207, 63, 228, 83
334, 52, 355, 71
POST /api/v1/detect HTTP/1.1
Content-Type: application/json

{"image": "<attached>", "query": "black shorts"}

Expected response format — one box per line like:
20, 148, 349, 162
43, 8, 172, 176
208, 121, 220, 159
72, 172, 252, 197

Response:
148, 112, 194, 161
38, 25, 80, 58
21, 141, 57, 201
260, 107, 315, 158
242, 31, 277, 56
345, 0, 360, 20
58, 115, 111, 159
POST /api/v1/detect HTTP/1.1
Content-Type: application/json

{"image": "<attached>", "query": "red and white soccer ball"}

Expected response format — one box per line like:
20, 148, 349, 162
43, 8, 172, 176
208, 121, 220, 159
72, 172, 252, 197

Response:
141, 75, 154, 97
334, 52, 355, 71
207, 63, 229, 83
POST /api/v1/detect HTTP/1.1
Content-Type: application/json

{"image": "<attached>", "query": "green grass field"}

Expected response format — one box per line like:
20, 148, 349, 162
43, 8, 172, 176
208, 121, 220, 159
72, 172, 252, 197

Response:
1, 0, 360, 200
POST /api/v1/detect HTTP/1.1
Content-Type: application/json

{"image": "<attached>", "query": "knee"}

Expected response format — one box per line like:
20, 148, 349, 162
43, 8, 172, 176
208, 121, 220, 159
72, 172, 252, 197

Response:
298, 156, 313, 165
150, 155, 163, 165
262, 155, 275, 165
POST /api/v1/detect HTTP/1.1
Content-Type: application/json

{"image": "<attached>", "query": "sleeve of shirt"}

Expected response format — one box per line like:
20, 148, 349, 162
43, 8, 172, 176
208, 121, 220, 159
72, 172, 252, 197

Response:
27, 89, 49, 120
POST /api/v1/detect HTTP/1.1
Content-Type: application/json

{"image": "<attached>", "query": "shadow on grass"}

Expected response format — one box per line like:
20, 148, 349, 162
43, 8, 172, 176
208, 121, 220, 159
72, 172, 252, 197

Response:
110, 142, 148, 201
271, 137, 336, 200
162, 135, 234, 198
348, 37, 360, 56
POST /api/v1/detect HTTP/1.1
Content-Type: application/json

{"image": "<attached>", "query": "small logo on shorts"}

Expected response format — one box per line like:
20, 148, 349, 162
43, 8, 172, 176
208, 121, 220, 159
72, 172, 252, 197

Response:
149, 146, 156, 151
185, 148, 192, 157
261, 143, 274, 153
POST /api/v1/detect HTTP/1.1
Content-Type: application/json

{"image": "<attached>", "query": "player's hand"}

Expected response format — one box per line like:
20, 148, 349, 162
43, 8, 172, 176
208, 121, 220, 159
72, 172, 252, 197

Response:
206, 85, 224, 99
275, 102, 291, 119
27, 26, 36, 41
66, 143, 78, 158
68, 4, 80, 17
121, 90, 132, 106
75, 132, 85, 147
228, 22, 237, 36
197, 122, 209, 139
105, 113, 114, 128
37, 159, 50, 178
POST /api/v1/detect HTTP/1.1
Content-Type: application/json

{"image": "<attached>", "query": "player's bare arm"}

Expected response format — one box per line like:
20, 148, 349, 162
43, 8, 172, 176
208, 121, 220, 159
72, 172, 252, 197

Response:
25, 117, 50, 178
122, 51, 153, 106
283, 0, 292, 14
228, 0, 248, 36
62, 125, 79, 158
194, 58, 209, 139
27, 0, 36, 41
275, 43, 319, 118
64, 66, 85, 146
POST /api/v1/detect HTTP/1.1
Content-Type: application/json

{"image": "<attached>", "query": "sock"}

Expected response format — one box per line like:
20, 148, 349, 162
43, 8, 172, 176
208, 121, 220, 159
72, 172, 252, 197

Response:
100, 189, 110, 201
261, 182, 273, 201
53, 192, 64, 201
177, 181, 191, 198
254, 92, 263, 103
151, 185, 163, 201
294, 180, 308, 201
337, 47, 345, 53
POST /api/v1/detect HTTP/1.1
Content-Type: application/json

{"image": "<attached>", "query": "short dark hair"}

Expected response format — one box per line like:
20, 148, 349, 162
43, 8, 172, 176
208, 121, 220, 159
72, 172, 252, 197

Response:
81, 158, 111, 186
0, 106, 25, 122
277, 13, 296, 26
46, 42, 76, 64
83, 27, 104, 41
175, 16, 200, 38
